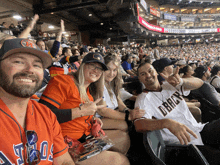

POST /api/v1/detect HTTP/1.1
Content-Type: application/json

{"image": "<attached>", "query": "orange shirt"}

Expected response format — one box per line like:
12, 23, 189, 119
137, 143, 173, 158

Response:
0, 99, 68, 164
40, 74, 94, 140
49, 62, 72, 78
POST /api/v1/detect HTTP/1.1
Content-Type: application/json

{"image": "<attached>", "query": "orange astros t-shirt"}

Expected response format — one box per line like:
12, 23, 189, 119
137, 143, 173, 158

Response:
41, 74, 94, 140
0, 99, 68, 164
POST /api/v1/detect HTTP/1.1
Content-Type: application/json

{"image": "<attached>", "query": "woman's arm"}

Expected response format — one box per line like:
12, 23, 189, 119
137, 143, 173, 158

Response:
117, 97, 127, 112
39, 99, 83, 123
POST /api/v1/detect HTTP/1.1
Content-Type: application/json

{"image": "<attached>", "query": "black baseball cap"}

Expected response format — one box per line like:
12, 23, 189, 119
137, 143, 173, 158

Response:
152, 58, 177, 73
82, 52, 108, 71
0, 38, 52, 68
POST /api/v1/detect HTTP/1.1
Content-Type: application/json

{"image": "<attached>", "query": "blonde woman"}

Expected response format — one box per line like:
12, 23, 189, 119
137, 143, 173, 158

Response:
39, 52, 130, 165
96, 54, 145, 154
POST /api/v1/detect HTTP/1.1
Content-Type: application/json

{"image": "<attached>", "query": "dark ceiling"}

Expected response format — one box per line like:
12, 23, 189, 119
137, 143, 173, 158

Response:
32, 0, 134, 39
28, 0, 220, 42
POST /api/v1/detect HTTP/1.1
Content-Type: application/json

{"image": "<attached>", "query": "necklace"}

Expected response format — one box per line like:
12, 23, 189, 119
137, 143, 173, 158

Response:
143, 84, 165, 103
152, 92, 166, 103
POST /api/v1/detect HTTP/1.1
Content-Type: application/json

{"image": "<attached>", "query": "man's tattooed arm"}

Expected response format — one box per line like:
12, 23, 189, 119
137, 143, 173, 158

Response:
182, 78, 204, 90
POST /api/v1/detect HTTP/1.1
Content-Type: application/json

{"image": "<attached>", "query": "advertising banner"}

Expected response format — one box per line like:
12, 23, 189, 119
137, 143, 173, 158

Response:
150, 7, 160, 17
164, 28, 217, 33
140, 0, 147, 12
164, 13, 177, 21
138, 16, 164, 33
181, 16, 195, 22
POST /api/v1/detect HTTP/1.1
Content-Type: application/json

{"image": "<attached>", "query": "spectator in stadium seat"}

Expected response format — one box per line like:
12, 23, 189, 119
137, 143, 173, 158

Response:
152, 57, 177, 83
153, 58, 201, 122
62, 47, 73, 57
138, 44, 145, 61
89, 47, 95, 52
80, 47, 89, 56
0, 37, 75, 165
135, 62, 220, 165
153, 46, 160, 60
9, 23, 18, 36
191, 65, 220, 107
95, 54, 145, 154
176, 59, 187, 69
38, 19, 65, 93
0, 22, 13, 35
36, 39, 47, 53
72, 47, 81, 69
49, 47, 75, 77
121, 53, 137, 76
189, 62, 197, 71
153, 58, 177, 78
39, 52, 130, 165
180, 65, 195, 78
209, 65, 220, 92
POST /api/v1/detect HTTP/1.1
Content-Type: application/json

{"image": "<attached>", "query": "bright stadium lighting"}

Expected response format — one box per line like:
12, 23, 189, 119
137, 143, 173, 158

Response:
13, 15, 22, 20
48, 25, 54, 29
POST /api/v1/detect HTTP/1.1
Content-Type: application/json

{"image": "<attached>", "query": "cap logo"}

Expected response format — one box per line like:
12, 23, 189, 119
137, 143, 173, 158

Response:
93, 54, 103, 62
21, 39, 37, 49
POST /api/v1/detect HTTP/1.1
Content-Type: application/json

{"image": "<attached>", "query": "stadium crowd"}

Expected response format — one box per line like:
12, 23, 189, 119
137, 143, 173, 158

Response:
2, 14, 220, 165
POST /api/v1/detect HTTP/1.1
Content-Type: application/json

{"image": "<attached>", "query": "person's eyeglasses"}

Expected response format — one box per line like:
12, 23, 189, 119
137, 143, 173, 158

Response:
88, 63, 103, 73
26, 131, 41, 165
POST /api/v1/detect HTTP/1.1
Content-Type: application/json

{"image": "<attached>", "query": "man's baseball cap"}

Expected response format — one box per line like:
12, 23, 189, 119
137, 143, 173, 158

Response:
82, 52, 108, 71
0, 38, 52, 68
176, 59, 186, 66
152, 58, 177, 73
194, 65, 208, 79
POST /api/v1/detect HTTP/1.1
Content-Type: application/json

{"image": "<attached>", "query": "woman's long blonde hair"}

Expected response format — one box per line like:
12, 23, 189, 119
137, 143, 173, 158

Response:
69, 63, 104, 104
104, 54, 122, 100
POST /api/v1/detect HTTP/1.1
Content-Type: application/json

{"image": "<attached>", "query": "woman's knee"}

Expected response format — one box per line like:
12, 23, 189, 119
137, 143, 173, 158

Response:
105, 130, 130, 154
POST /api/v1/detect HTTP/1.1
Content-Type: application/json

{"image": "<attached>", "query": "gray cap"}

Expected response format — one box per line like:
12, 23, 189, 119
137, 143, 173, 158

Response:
0, 38, 52, 68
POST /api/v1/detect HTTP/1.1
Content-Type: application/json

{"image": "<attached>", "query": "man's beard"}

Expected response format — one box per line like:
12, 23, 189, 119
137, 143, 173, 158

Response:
0, 70, 42, 98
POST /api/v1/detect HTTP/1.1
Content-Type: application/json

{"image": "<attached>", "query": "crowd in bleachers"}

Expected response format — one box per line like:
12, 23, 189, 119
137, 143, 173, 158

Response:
3, 14, 220, 165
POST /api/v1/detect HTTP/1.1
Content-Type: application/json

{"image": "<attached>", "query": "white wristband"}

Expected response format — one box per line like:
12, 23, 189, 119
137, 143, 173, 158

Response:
179, 78, 183, 86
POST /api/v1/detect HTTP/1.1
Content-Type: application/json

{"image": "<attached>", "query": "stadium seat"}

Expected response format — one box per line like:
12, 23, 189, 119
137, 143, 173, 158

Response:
143, 130, 209, 165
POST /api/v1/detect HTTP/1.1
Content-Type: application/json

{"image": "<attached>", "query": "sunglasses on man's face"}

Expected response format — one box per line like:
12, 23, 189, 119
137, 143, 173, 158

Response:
26, 131, 41, 165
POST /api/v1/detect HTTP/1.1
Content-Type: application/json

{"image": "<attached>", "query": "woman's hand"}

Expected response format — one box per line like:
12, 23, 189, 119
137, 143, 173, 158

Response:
80, 98, 106, 116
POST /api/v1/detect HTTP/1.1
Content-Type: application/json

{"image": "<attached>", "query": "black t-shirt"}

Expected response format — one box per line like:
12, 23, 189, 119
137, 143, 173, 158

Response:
190, 81, 220, 106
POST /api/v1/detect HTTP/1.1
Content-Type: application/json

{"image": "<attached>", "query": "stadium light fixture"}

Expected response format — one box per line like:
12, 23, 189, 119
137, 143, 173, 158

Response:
48, 25, 54, 29
13, 15, 22, 20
